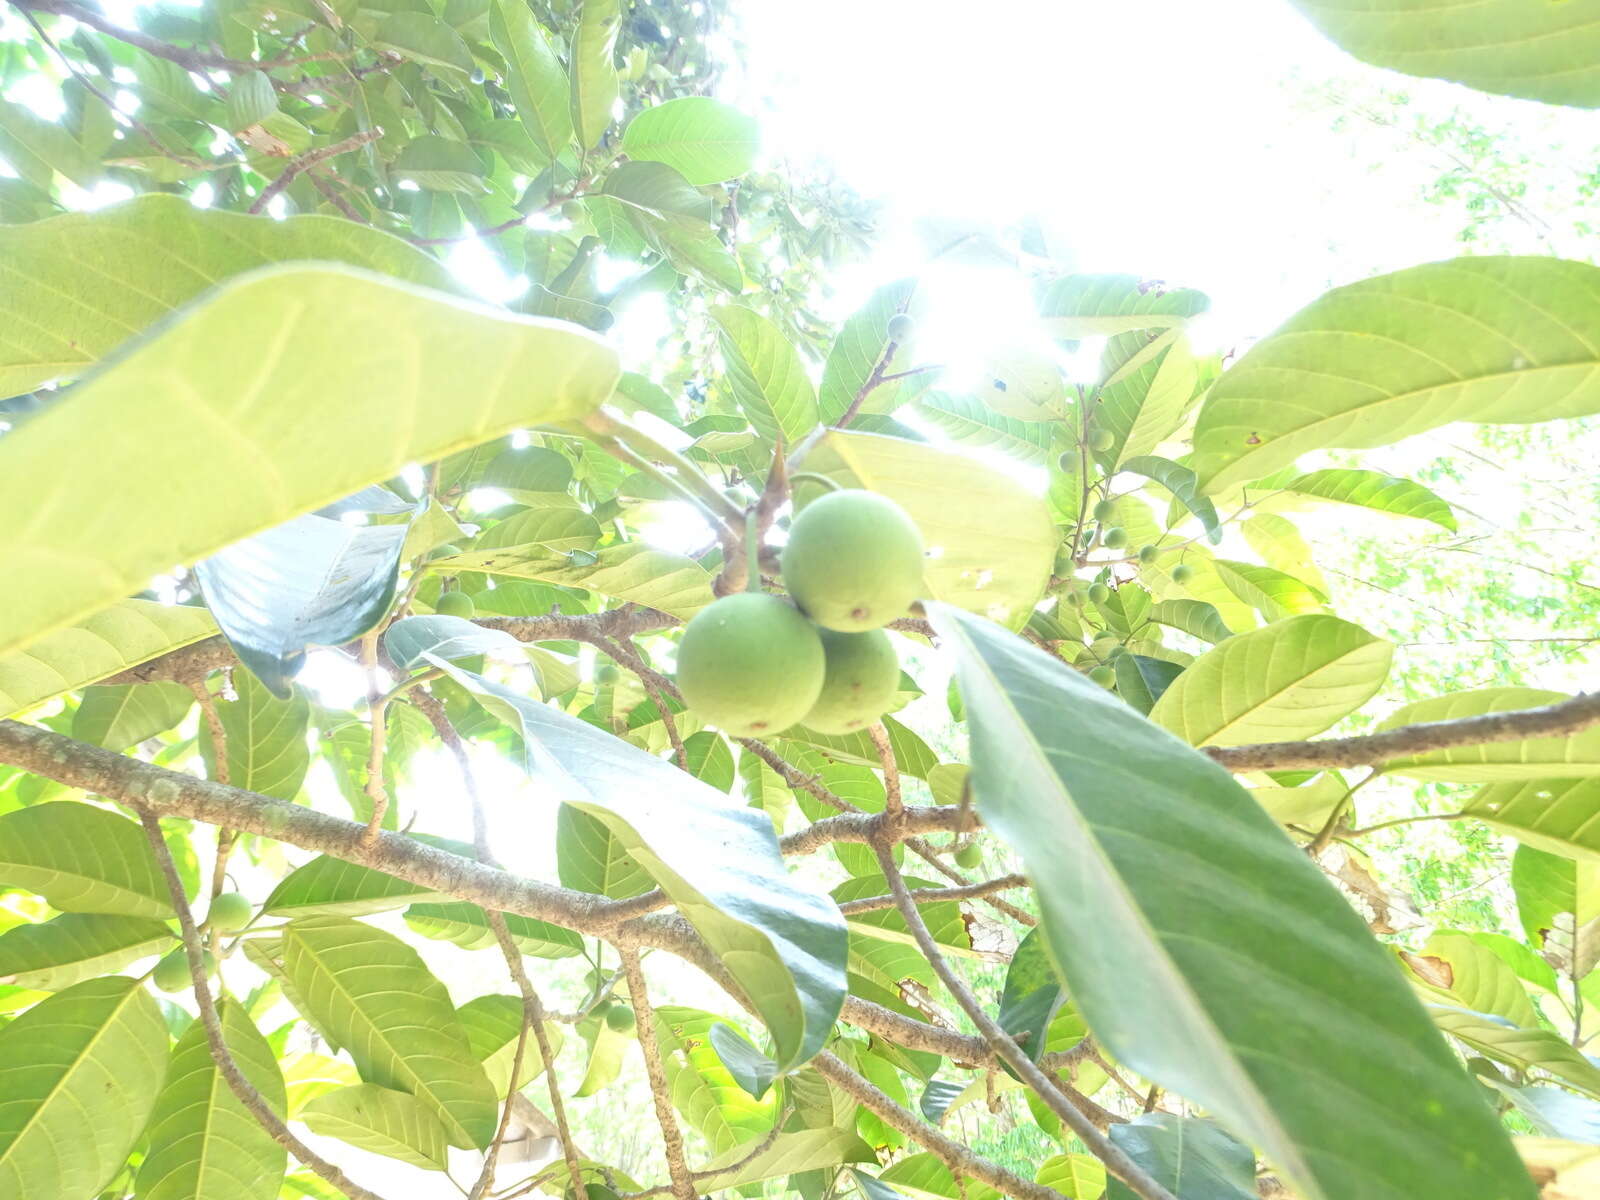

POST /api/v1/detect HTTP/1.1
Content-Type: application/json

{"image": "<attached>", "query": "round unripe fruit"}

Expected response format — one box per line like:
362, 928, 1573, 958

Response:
1101, 526, 1128, 549
782, 490, 925, 632
1066, 589, 1086, 608
954, 843, 982, 870
1107, 644, 1128, 660
436, 590, 476, 619
1138, 544, 1158, 564
595, 663, 619, 684
1092, 499, 1116, 524
1088, 429, 1115, 452
561, 200, 585, 222
605, 1003, 637, 1033
1057, 451, 1075, 472
676, 593, 825, 736
207, 892, 252, 933
1172, 563, 1195, 585
1087, 582, 1110, 605
802, 629, 901, 734
1088, 665, 1117, 689
153, 948, 215, 993
886, 313, 916, 343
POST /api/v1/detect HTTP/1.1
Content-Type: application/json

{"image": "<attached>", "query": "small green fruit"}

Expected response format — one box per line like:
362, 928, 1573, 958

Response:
782, 489, 925, 632
676, 593, 825, 736
605, 1003, 637, 1033
469, 67, 486, 85
1172, 563, 1195, 585
1088, 665, 1117, 689
1087, 582, 1110, 605
802, 628, 901, 734
1101, 526, 1128, 549
953, 843, 982, 870
153, 948, 215, 993
595, 663, 619, 685
207, 892, 252, 933
1065, 589, 1086, 608
1088, 428, 1115, 453
436, 590, 476, 619
1107, 644, 1128, 660
1057, 451, 1075, 472
561, 199, 585, 223
1138, 544, 1158, 564
1092, 499, 1116, 524
886, 312, 916, 343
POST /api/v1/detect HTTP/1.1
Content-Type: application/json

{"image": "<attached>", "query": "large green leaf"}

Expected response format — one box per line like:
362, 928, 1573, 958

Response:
300, 1084, 449, 1171
0, 913, 173, 991
488, 0, 571, 160
1213, 559, 1325, 620
1036, 274, 1209, 338
1193, 258, 1600, 493
403, 901, 583, 958
458, 993, 563, 1096
263, 835, 475, 918
1098, 336, 1200, 467
0, 599, 217, 719
878, 1152, 1000, 1200
1429, 1006, 1600, 1099
71, 681, 195, 752
0, 263, 618, 660
1403, 931, 1541, 1029
436, 541, 714, 619
1271, 468, 1457, 531
0, 976, 169, 1199
695, 1127, 874, 1188
569, 0, 620, 149
430, 664, 847, 1072
1121, 454, 1221, 543
556, 804, 656, 899
135, 1000, 287, 1200
1379, 688, 1600, 781
0, 194, 458, 395
654, 1006, 778, 1151
0, 97, 99, 193
621, 97, 759, 184
0, 801, 172, 918
713, 305, 819, 448
198, 670, 310, 800
926, 602, 1533, 1200
1149, 615, 1391, 747
281, 916, 498, 1148
1106, 1115, 1255, 1200
1466, 778, 1600, 864
1288, 0, 1600, 107
914, 392, 1052, 465
819, 279, 922, 423
798, 430, 1055, 630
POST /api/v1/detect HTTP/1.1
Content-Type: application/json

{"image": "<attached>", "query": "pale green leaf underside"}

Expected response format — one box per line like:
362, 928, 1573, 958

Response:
0, 599, 217, 719
1194, 257, 1600, 492
301, 1084, 449, 1171
1274, 468, 1457, 531
696, 1126, 874, 1189
436, 541, 714, 619
1429, 1006, 1600, 1099
1149, 614, 1392, 747
1466, 778, 1600, 865
929, 602, 1533, 1200
621, 96, 759, 184
713, 304, 819, 448
1288, 0, 1600, 107
0, 263, 618, 661
403, 901, 584, 958
0, 801, 172, 919
0, 913, 173, 991
1380, 688, 1600, 781
0, 193, 460, 395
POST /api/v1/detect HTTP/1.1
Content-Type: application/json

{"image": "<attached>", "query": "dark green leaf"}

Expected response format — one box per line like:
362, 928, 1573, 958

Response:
1106, 1115, 1255, 1200
710, 1022, 778, 1100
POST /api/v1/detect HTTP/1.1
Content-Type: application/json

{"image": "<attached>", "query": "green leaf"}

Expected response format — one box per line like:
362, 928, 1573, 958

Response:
301, 1084, 449, 1171
1037, 274, 1209, 338
1239, 513, 1331, 597
0, 263, 617, 662
1508, 846, 1600, 978
71, 681, 195, 752
914, 392, 1052, 465
281, 916, 498, 1148
224, 70, 277, 132
622, 97, 759, 184
458, 993, 563, 1096
799, 430, 1055, 630
403, 901, 583, 958
0, 97, 98, 191
0, 801, 172, 918
819, 279, 924, 423
1149, 615, 1392, 747
0, 976, 169, 1198
695, 1127, 874, 1189
1403, 931, 1541, 1029
1194, 258, 1600, 492
0, 599, 217, 719
263, 835, 474, 918
556, 804, 655, 898
1287, 0, 1600, 107
682, 730, 736, 792
710, 1022, 779, 1100
1121, 455, 1221, 543
1213, 559, 1325, 619
997, 928, 1063, 1064
1098, 336, 1200, 466
1105, 1115, 1255, 1200
1428, 1006, 1600, 1099
384, 615, 523, 672
489, 0, 569, 159
0, 194, 459, 396
443, 541, 714, 619
135, 1000, 287, 1200
391, 136, 490, 193
1273, 469, 1457, 531
878, 1152, 1000, 1200
1480, 1080, 1600, 1142
428, 664, 847, 1071
374, 12, 475, 73
1466, 778, 1600, 864
926, 601, 1533, 1200
1379, 688, 1600, 781
1114, 653, 1182, 717
0, 913, 174, 991
575, 1017, 629, 1097
570, 0, 620, 149
712, 305, 819, 447
1146, 598, 1232, 645
1034, 1154, 1105, 1199
198, 671, 310, 800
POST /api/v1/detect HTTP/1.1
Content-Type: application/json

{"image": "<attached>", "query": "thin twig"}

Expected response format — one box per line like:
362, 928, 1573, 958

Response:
248, 128, 381, 215
619, 947, 696, 1200
837, 874, 1028, 916
190, 680, 238, 905
358, 636, 390, 848
135, 810, 392, 1200
869, 721, 903, 817
616, 1107, 792, 1199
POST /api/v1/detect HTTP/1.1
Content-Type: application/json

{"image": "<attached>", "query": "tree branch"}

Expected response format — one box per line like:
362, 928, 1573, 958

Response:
619, 947, 696, 1200
248, 128, 382, 215
836, 874, 1028, 916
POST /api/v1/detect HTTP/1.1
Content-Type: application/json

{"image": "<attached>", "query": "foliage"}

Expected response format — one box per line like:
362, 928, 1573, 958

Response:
2, 2, 1600, 1200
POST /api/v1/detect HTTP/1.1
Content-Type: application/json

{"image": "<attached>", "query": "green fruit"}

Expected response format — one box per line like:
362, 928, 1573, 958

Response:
1087, 582, 1110, 605
1065, 589, 1086, 608
953, 843, 982, 870
436, 590, 476, 619
676, 593, 825, 736
152, 948, 215, 993
1101, 526, 1128, 549
207, 892, 252, 933
427, 543, 464, 560
782, 489, 925, 632
1088, 428, 1115, 452
1172, 563, 1195, 584
595, 663, 620, 685
1138, 544, 1158, 564
1088, 665, 1117, 689
605, 1002, 637, 1033
1092, 499, 1116, 523
1107, 645, 1128, 660
561, 200, 585, 223
1057, 451, 1075, 472
802, 628, 901, 734
886, 312, 916, 343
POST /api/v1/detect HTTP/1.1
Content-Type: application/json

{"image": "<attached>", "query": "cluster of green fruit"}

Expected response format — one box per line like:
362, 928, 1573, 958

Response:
151, 891, 253, 992
676, 489, 924, 737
